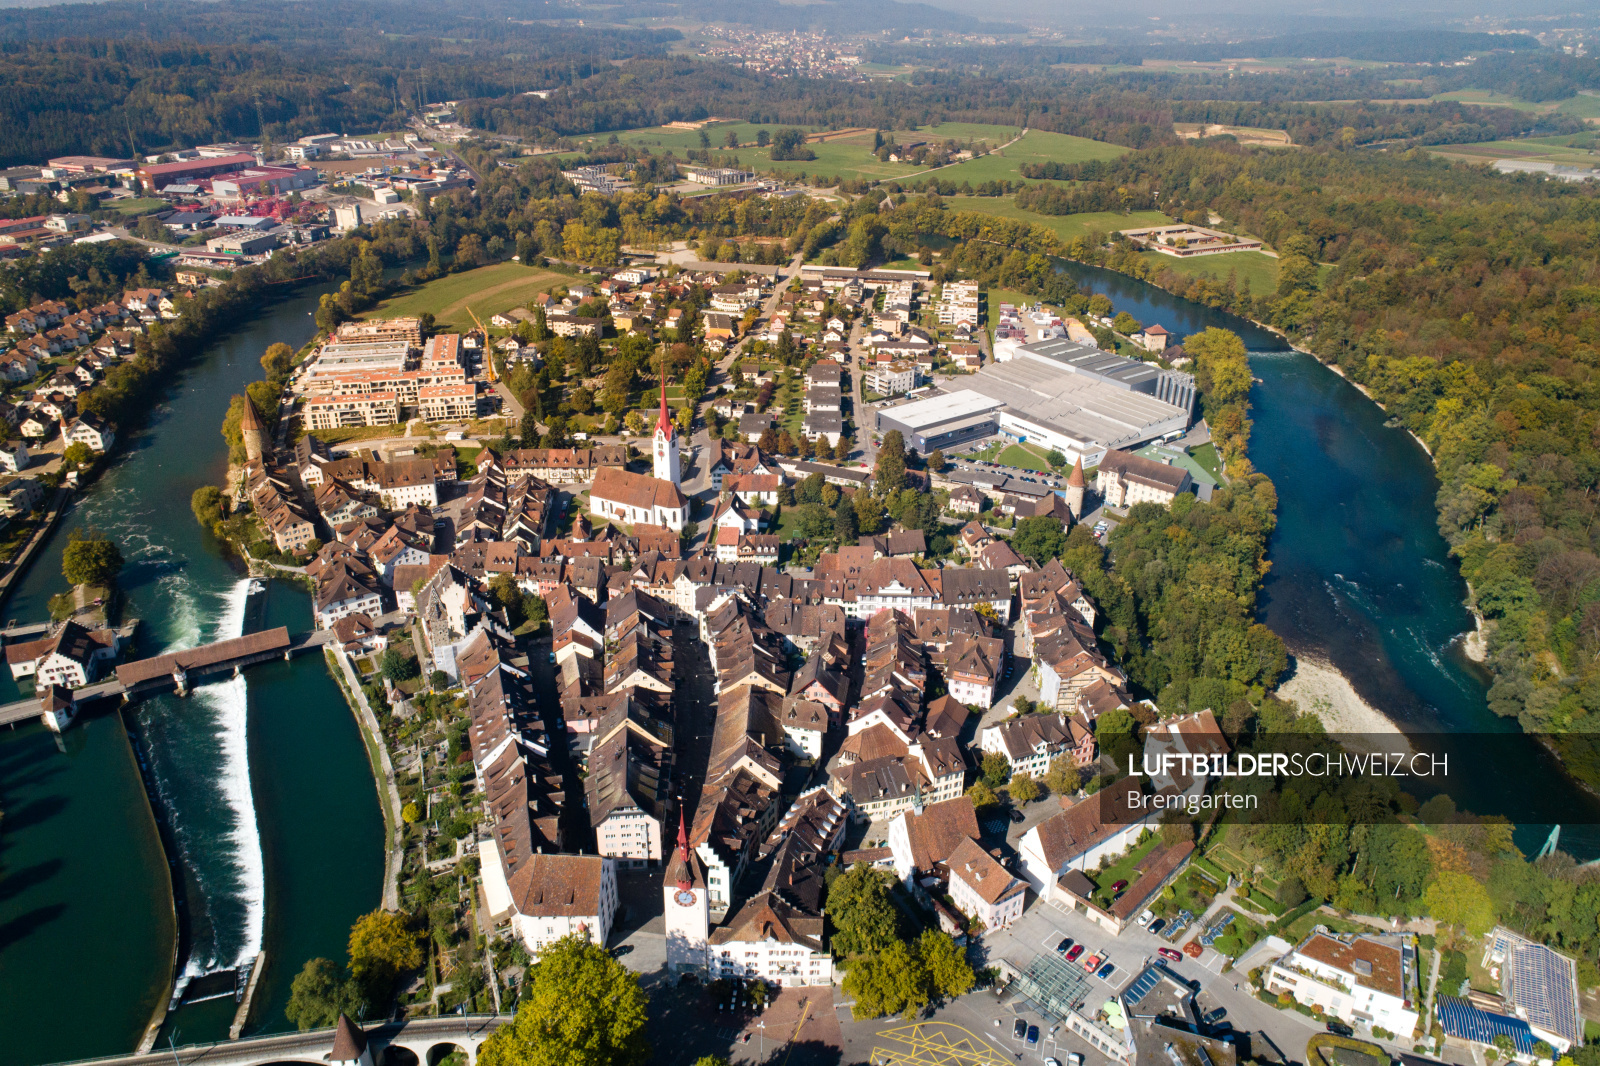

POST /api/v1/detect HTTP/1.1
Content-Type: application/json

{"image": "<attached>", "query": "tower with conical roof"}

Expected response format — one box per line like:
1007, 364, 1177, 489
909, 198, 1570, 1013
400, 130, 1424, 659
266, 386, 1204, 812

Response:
652, 363, 681, 487
1066, 455, 1086, 519
662, 805, 707, 974
238, 393, 266, 464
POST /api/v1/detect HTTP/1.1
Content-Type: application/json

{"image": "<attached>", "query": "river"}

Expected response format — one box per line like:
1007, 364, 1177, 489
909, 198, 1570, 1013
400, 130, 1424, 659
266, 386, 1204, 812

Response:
0, 283, 384, 1064
1055, 260, 1600, 855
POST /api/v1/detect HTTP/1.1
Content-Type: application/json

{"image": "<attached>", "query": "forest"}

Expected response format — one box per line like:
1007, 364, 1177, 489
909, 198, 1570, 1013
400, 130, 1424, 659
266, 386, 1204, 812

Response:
953, 144, 1600, 762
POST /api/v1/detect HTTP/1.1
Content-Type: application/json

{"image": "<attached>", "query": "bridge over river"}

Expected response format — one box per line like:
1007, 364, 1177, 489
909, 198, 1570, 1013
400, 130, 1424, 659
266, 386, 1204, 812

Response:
45, 1014, 508, 1066
0, 625, 336, 729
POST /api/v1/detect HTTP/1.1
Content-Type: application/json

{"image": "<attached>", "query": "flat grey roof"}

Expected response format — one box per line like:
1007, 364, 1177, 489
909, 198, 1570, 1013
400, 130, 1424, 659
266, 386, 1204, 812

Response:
1016, 336, 1164, 390
872, 390, 1003, 432
968, 359, 1187, 449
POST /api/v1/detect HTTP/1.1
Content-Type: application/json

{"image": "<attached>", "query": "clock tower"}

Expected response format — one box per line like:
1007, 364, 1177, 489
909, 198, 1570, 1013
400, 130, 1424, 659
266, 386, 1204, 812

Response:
652, 372, 682, 487
663, 807, 708, 976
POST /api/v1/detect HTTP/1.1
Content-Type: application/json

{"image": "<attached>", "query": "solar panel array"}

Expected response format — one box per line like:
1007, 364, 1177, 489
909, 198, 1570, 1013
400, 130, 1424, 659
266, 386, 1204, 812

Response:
1509, 943, 1581, 1048
1435, 996, 1538, 1054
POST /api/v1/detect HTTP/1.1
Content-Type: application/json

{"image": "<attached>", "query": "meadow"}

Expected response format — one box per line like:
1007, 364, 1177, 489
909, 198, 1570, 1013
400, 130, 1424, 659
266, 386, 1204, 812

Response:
363, 262, 569, 331
573, 122, 1124, 185
946, 196, 1170, 242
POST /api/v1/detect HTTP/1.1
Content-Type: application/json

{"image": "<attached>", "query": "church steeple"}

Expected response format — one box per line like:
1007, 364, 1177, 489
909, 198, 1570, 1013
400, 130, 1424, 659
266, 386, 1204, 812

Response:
652, 352, 682, 487
654, 374, 674, 441
674, 806, 692, 890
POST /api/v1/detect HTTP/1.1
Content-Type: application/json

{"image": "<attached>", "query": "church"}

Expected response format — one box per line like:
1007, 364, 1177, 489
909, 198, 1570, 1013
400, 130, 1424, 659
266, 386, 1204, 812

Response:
588, 381, 689, 531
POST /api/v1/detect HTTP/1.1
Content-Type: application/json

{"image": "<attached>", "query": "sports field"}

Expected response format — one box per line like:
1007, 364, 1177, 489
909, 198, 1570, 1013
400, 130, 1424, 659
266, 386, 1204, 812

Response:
364, 262, 569, 332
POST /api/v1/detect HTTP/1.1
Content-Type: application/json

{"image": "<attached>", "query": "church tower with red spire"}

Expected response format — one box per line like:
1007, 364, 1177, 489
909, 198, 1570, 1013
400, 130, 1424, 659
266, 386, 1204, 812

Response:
662, 804, 708, 975
652, 367, 682, 487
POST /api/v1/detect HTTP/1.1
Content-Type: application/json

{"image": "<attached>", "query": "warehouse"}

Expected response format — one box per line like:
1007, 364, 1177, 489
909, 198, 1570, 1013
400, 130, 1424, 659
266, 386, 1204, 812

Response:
874, 343, 1192, 465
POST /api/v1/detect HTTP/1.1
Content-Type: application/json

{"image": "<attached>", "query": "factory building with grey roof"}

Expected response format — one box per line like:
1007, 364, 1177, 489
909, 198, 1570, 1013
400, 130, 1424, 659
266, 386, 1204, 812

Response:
873, 338, 1194, 465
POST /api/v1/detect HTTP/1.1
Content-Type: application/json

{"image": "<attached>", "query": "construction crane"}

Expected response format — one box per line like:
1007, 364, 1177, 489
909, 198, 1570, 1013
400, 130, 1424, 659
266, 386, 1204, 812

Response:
465, 305, 497, 383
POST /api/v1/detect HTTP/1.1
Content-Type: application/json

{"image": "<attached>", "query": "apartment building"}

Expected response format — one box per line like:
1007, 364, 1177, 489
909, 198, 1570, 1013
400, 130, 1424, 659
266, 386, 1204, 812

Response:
418, 383, 479, 422
305, 392, 400, 430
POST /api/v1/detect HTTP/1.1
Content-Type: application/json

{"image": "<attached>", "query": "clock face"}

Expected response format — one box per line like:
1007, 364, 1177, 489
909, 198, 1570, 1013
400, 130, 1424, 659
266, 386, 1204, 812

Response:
675, 889, 697, 907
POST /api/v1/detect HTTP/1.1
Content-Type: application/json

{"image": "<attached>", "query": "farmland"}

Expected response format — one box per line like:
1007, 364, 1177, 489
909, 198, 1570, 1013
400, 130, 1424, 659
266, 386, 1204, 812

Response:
1428, 133, 1600, 168
571, 122, 1124, 186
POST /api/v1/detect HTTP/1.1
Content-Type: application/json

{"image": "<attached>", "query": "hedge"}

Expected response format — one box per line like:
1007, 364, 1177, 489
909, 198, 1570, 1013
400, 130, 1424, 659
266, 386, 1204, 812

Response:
1271, 896, 1326, 935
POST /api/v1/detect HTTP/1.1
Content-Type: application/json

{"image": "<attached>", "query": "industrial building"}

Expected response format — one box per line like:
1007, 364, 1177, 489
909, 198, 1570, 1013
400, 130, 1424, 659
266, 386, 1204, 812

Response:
874, 338, 1193, 464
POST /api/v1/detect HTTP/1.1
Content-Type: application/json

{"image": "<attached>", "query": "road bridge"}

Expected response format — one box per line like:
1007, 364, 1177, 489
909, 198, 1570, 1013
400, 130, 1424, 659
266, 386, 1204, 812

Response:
0, 626, 336, 731
47, 1014, 509, 1066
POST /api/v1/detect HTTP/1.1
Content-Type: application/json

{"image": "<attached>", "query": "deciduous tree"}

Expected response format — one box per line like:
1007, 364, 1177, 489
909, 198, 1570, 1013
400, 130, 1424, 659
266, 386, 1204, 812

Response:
479, 935, 650, 1066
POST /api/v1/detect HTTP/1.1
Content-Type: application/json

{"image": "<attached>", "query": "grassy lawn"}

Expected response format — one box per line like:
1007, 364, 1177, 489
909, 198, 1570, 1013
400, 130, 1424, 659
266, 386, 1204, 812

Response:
1189, 442, 1224, 481
996, 443, 1054, 471
948, 197, 1171, 243
112, 197, 168, 215
309, 422, 415, 445
1089, 833, 1162, 907
1426, 89, 1600, 120
1281, 910, 1370, 942
364, 262, 570, 331
1139, 249, 1281, 294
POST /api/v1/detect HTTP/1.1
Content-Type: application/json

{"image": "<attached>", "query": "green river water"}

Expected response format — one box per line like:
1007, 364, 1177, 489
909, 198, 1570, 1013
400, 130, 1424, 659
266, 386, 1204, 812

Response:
0, 282, 383, 1063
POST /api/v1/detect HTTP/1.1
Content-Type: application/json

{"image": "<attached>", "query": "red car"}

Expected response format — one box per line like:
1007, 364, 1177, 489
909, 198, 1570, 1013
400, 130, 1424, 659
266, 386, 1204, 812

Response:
1111, 880, 1128, 892
1158, 948, 1182, 963
1083, 954, 1103, 973
1065, 944, 1085, 962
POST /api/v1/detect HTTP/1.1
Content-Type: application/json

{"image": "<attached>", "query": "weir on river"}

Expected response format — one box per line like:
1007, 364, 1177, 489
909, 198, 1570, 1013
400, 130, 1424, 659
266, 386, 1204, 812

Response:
0, 283, 383, 1066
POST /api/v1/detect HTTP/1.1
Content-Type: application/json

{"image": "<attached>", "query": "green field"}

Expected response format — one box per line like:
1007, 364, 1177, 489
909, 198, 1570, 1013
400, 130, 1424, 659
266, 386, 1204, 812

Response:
112, 197, 168, 216
580, 122, 1121, 186
1139, 249, 1282, 294
1428, 89, 1600, 120
364, 262, 570, 331
997, 443, 1054, 471
931, 129, 1130, 185
947, 196, 1171, 243
1430, 133, 1600, 168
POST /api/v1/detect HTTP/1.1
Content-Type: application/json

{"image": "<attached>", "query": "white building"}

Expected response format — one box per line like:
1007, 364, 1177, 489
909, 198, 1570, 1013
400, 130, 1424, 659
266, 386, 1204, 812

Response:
1016, 791, 1151, 894
651, 383, 681, 487
418, 383, 478, 422
1265, 932, 1419, 1039
589, 467, 688, 532
64, 415, 114, 452
947, 837, 1026, 931
980, 712, 1086, 779
502, 852, 618, 954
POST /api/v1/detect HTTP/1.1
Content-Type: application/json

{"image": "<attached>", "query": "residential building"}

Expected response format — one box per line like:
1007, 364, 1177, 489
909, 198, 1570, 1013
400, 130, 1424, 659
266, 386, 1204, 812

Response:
1016, 789, 1152, 893
1265, 932, 1420, 1039
505, 853, 618, 954
947, 837, 1026, 931
1097, 448, 1193, 508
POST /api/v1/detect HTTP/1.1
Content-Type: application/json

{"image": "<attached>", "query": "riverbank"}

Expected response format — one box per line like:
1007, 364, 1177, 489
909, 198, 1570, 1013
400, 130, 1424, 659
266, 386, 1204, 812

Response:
1276, 655, 1410, 751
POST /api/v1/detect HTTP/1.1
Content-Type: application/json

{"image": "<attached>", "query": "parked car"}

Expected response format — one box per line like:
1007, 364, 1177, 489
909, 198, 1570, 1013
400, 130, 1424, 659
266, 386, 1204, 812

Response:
1111, 879, 1128, 892
1014, 1019, 1028, 1040
1068, 1054, 1085, 1066
1009, 809, 1025, 823
1083, 954, 1103, 973
1056, 937, 1074, 954
1066, 944, 1085, 962
1097, 963, 1116, 980
1137, 910, 1154, 926
1027, 1026, 1040, 1046
1326, 1021, 1354, 1038
1204, 1008, 1227, 1024
1158, 947, 1182, 962
1046, 1059, 1062, 1066
1148, 918, 1166, 935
